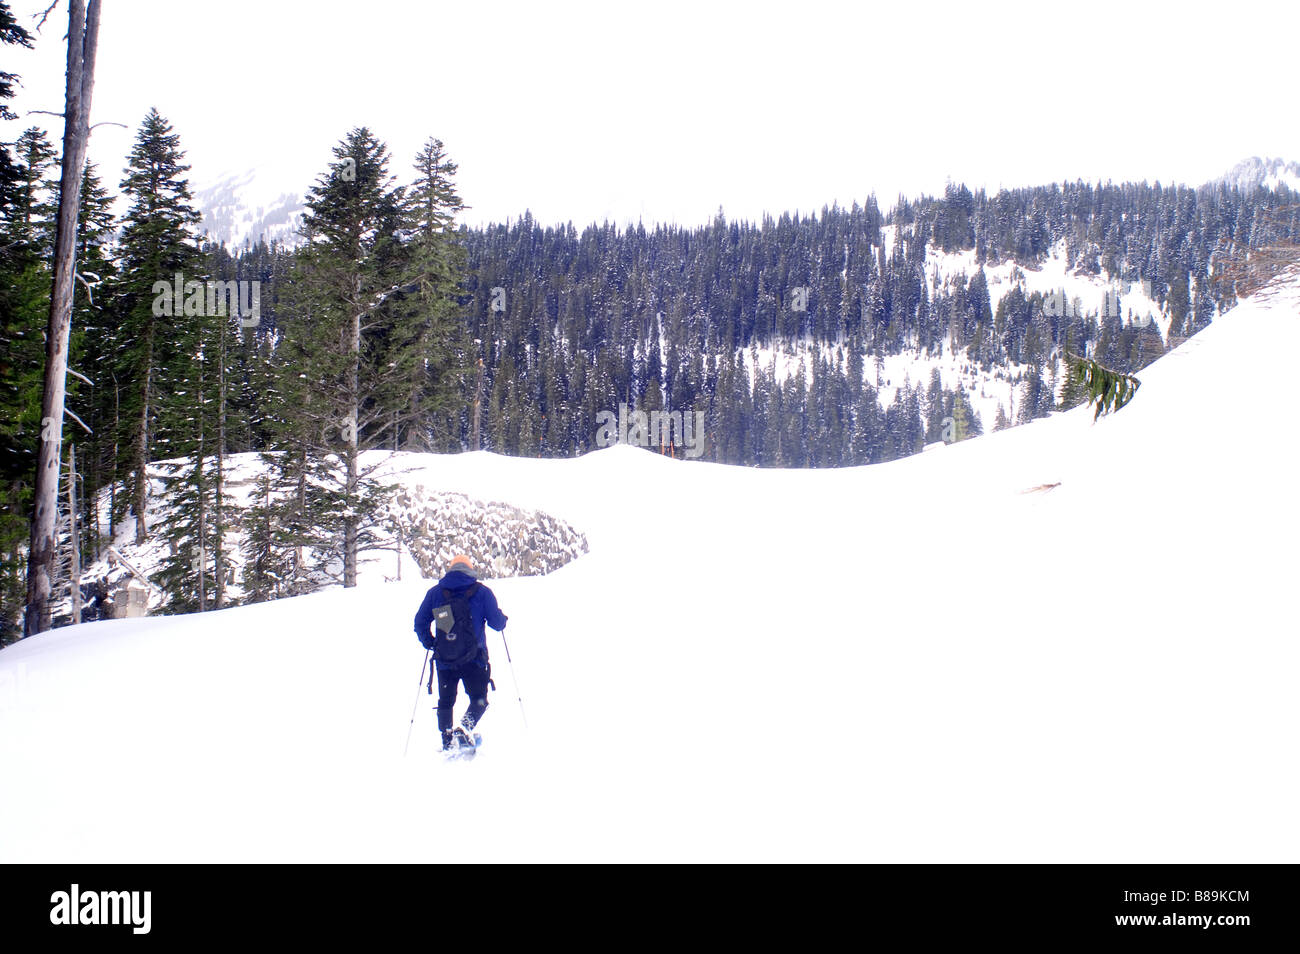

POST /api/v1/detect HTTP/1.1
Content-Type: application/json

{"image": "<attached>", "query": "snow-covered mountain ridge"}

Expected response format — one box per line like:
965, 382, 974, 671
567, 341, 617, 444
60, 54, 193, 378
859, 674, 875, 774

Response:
195, 167, 305, 251
194, 157, 1300, 254
1214, 156, 1300, 194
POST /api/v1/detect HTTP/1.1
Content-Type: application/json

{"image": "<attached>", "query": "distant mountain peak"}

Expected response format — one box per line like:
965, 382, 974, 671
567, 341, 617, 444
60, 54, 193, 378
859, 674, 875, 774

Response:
1215, 156, 1300, 193
195, 167, 307, 251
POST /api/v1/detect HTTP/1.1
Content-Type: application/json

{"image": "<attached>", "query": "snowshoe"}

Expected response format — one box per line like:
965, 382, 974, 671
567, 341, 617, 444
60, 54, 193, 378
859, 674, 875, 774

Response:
444, 726, 481, 762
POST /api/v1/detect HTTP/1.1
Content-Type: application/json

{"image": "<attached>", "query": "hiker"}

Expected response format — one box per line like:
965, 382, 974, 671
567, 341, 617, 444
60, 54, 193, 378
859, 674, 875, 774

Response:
414, 555, 509, 752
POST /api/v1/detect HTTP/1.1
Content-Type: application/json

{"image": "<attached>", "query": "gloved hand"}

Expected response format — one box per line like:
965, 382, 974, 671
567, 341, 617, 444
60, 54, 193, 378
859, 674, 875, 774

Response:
419, 634, 434, 651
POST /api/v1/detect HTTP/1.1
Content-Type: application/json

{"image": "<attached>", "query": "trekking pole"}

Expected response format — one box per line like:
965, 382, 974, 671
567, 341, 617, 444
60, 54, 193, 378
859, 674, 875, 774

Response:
499, 629, 528, 729
403, 649, 431, 757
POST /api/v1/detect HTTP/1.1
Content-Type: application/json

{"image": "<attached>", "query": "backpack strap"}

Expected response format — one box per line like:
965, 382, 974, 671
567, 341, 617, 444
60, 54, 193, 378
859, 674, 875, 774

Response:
463, 583, 483, 665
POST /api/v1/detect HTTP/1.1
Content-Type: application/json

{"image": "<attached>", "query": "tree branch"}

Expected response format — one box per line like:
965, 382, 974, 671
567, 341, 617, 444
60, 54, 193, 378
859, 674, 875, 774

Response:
357, 281, 419, 333
74, 270, 96, 304
33, 2, 60, 32
64, 406, 92, 435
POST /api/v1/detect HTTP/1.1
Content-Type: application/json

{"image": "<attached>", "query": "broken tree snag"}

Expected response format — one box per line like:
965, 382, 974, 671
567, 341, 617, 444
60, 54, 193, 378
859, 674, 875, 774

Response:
25, 0, 102, 636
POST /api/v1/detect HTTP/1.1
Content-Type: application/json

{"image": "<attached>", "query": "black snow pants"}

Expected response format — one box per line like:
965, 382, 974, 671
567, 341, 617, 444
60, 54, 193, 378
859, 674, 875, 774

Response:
436, 661, 490, 735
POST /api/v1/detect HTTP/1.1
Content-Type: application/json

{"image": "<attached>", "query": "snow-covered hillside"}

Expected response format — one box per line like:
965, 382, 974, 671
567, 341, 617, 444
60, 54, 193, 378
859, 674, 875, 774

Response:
195, 168, 306, 251
746, 235, 1169, 432
1216, 156, 1300, 195
3, 272, 1298, 862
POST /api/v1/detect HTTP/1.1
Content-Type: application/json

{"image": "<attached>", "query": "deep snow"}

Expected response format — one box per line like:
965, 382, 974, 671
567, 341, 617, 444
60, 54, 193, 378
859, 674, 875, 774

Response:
2, 275, 1297, 862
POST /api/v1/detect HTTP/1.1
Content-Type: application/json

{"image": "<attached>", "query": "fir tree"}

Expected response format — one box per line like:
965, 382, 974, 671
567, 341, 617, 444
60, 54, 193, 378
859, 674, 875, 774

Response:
289, 127, 410, 586
993, 403, 1010, 431
400, 137, 471, 450
9, 127, 58, 255
0, 3, 36, 640
114, 108, 203, 544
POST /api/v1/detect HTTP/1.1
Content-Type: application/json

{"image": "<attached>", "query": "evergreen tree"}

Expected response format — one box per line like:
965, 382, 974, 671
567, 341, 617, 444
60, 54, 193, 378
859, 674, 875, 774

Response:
114, 108, 203, 544
9, 127, 58, 255
924, 367, 945, 443
289, 127, 411, 586
0, 2, 32, 126
950, 386, 982, 442
238, 471, 286, 603
993, 403, 1010, 431
0, 3, 36, 640
400, 137, 471, 451
1017, 367, 1045, 425
153, 455, 221, 613
67, 162, 117, 568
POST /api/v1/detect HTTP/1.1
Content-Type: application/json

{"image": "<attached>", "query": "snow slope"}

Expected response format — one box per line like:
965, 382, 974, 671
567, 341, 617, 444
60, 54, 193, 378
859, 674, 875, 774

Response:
194, 167, 306, 251
2, 274, 1298, 862
741, 235, 1170, 436
1216, 156, 1300, 195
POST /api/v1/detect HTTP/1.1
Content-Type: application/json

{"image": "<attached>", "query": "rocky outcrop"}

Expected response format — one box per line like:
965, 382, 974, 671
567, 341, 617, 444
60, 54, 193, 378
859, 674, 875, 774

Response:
386, 486, 588, 579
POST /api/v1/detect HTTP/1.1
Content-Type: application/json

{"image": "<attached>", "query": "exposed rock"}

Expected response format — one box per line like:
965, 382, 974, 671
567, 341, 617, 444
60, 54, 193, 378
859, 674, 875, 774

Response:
384, 486, 587, 579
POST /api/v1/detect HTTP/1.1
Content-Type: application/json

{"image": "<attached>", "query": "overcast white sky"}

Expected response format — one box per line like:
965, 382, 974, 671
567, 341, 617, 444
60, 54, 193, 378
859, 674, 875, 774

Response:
6, 0, 1299, 228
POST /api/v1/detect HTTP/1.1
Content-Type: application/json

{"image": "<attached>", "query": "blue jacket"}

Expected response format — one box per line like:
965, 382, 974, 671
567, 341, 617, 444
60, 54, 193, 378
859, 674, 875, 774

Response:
414, 570, 508, 669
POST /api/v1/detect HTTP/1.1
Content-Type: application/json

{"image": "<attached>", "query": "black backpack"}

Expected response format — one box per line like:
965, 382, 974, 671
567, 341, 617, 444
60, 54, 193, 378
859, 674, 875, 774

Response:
431, 582, 481, 667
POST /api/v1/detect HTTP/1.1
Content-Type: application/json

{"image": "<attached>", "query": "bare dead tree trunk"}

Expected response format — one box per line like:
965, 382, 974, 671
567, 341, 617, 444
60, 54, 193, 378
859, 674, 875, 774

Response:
91, 448, 100, 561
68, 445, 81, 625
264, 477, 277, 599
471, 356, 484, 450
132, 333, 153, 545
25, 0, 101, 636
294, 454, 306, 594
196, 360, 206, 612
108, 372, 118, 538
343, 283, 361, 588
214, 314, 227, 608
